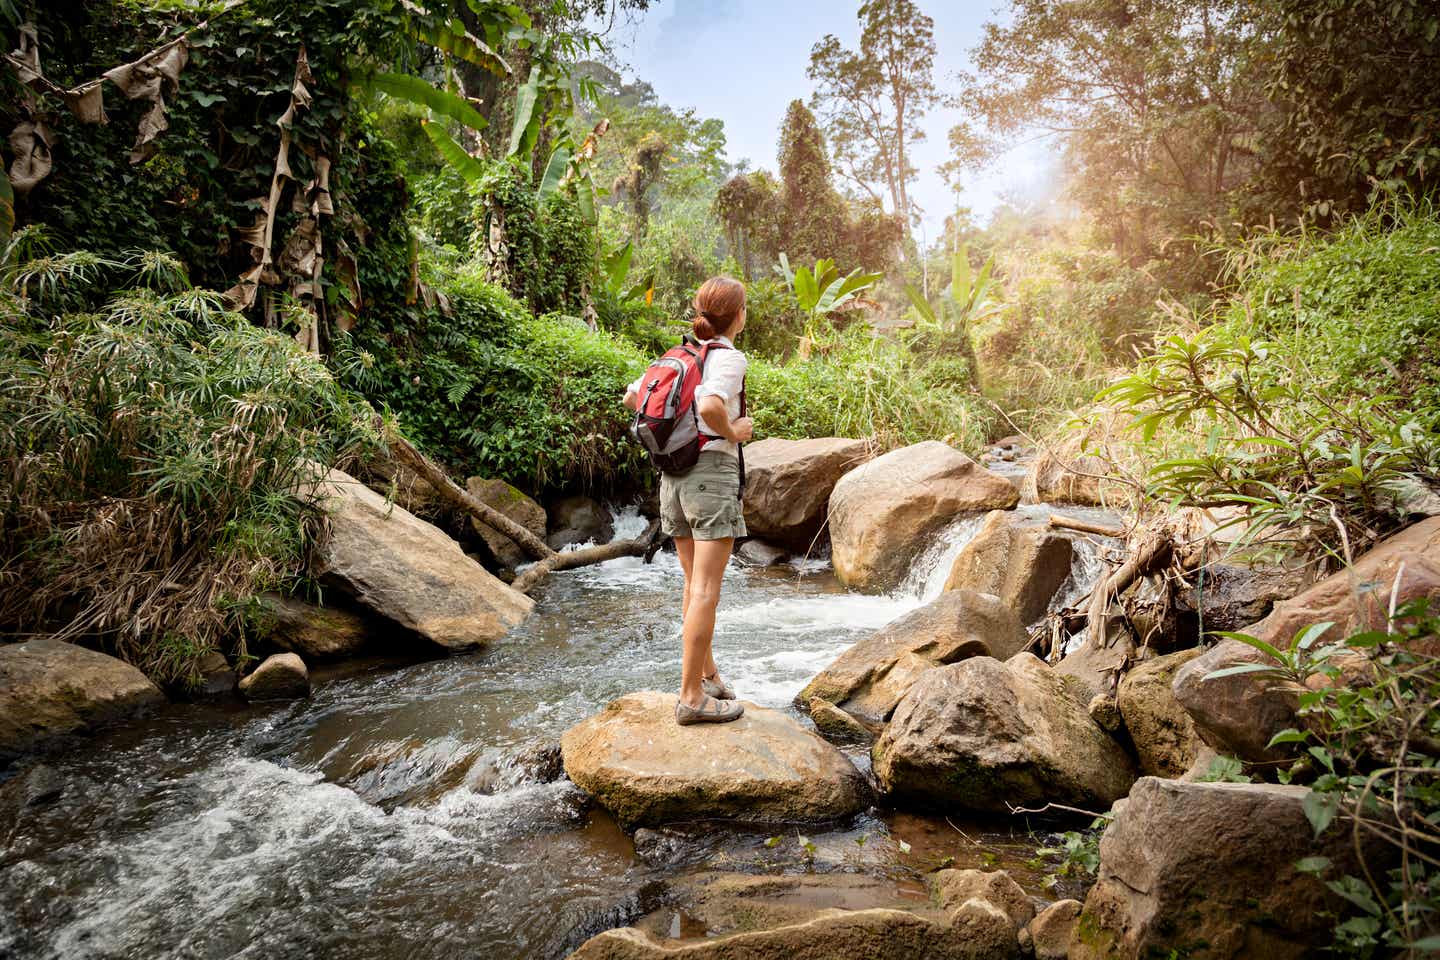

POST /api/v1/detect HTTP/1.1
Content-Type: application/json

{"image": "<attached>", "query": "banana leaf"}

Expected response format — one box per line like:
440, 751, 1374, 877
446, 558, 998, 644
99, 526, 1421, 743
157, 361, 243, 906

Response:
365, 72, 487, 132
422, 121, 486, 184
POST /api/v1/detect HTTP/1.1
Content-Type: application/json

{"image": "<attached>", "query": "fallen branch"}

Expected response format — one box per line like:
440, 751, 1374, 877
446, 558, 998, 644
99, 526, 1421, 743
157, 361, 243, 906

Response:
1006, 801, 1109, 820
383, 424, 555, 563
1085, 522, 1175, 657
1050, 513, 1125, 539
380, 421, 664, 596
512, 519, 662, 594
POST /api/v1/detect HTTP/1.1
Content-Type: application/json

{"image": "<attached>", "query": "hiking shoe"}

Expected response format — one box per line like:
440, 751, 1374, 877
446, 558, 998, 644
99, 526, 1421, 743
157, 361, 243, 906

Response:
701, 673, 736, 700
674, 695, 745, 726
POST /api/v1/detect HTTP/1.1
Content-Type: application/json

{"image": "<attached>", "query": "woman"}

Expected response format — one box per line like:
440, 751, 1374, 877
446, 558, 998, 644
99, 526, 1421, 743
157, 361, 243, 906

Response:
624, 277, 754, 726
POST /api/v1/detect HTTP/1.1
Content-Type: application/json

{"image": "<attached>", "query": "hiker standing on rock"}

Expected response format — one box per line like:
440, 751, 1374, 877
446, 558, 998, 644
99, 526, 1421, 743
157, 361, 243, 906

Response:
625, 277, 753, 726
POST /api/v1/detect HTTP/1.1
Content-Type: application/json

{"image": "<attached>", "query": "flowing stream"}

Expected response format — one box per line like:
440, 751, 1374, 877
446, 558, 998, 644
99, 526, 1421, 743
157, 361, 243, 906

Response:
0, 507, 1114, 960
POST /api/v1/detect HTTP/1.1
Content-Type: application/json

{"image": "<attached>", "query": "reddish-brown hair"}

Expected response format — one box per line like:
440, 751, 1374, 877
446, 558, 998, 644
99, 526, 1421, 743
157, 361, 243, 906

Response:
692, 276, 746, 340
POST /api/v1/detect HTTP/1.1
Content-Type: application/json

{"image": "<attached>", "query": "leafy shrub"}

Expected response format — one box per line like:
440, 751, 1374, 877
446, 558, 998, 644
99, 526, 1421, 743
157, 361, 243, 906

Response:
0, 252, 379, 687
1213, 606, 1440, 956
1099, 204, 1440, 564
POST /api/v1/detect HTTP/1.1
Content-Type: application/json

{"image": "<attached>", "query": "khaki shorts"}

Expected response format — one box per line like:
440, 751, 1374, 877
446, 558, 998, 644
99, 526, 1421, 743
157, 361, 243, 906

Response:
659, 450, 747, 541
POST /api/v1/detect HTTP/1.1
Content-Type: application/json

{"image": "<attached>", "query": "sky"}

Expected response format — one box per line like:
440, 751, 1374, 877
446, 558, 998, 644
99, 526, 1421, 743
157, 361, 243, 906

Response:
603, 0, 1060, 239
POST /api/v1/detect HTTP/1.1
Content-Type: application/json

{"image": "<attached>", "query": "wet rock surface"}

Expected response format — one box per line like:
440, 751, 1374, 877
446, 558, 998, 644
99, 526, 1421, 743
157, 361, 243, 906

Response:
828, 441, 1019, 591
238, 653, 310, 701
1024, 899, 1081, 960
873, 653, 1136, 814
0, 638, 164, 762
741, 437, 873, 548
799, 590, 1026, 725
548, 495, 616, 549
1072, 777, 1390, 960
942, 509, 1075, 624
259, 591, 380, 659
736, 539, 790, 567
305, 466, 534, 652
560, 691, 870, 828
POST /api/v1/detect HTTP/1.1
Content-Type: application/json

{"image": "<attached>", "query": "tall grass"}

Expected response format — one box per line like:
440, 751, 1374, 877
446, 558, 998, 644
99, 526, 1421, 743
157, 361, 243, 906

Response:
0, 248, 380, 687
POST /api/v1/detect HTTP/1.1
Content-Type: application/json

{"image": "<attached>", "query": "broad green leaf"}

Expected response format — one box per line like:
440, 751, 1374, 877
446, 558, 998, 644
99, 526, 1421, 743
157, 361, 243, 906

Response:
903, 284, 938, 325
1294, 621, 1335, 650
1203, 662, 1286, 681
418, 23, 510, 77
421, 122, 486, 184
1212, 630, 1287, 663
574, 175, 596, 224
794, 267, 819, 312
364, 72, 488, 131
1294, 855, 1331, 874
537, 143, 571, 203
951, 247, 972, 306
507, 65, 541, 159
1267, 728, 1311, 747
604, 241, 633, 291
1302, 789, 1339, 837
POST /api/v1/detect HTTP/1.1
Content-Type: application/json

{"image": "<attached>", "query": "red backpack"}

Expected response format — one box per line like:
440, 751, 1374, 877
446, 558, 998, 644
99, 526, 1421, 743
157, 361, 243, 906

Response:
630, 337, 745, 482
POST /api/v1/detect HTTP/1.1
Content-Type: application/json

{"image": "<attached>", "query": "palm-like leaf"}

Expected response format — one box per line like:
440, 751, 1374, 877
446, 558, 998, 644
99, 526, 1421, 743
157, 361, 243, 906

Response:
417, 23, 510, 77
508, 66, 542, 160
421, 122, 485, 184
363, 72, 487, 132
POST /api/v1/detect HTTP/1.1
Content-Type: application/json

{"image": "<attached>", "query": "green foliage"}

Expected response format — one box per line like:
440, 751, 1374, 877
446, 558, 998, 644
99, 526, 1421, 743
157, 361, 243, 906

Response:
1035, 815, 1110, 889
1211, 605, 1440, 957
747, 326, 994, 452
775, 253, 883, 346
345, 263, 645, 494
0, 251, 379, 688
776, 100, 854, 269
904, 245, 1002, 390
1100, 204, 1440, 564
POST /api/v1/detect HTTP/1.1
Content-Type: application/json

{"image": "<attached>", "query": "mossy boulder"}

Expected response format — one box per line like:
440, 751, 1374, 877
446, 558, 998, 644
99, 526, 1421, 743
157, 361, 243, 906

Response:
1115, 648, 1204, 778
465, 476, 547, 569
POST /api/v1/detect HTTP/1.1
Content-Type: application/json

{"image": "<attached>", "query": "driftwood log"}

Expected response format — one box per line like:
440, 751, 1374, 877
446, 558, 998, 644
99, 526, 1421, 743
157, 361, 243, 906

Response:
1049, 513, 1126, 539
383, 425, 662, 595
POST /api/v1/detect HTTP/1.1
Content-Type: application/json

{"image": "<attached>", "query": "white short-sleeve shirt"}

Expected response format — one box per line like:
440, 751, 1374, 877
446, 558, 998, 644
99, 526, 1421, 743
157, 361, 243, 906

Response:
628, 335, 747, 457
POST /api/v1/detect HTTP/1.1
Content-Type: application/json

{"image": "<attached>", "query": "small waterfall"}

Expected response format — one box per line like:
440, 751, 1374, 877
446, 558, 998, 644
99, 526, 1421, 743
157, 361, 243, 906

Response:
895, 515, 988, 601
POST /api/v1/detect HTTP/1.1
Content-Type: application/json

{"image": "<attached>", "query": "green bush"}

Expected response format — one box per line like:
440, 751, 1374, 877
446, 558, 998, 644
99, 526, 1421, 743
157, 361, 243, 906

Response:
748, 327, 995, 451
0, 252, 379, 688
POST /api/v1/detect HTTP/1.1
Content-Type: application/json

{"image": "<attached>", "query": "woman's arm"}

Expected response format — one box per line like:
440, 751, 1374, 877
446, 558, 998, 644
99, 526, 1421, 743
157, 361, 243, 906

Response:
697, 395, 753, 442
623, 387, 640, 411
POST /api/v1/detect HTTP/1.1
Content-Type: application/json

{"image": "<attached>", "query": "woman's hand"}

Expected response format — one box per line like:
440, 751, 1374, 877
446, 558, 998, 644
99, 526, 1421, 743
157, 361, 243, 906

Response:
729, 416, 754, 443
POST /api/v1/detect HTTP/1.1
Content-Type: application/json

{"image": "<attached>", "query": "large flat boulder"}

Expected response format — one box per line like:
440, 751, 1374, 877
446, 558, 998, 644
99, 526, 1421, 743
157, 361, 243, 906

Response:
465, 476, 547, 568
797, 590, 1027, 725
942, 509, 1074, 625
872, 653, 1136, 813
741, 437, 872, 548
1173, 516, 1440, 762
1071, 777, 1389, 959
1115, 648, 1204, 778
828, 441, 1019, 591
547, 495, 614, 549
304, 467, 533, 652
0, 639, 164, 762
560, 691, 869, 828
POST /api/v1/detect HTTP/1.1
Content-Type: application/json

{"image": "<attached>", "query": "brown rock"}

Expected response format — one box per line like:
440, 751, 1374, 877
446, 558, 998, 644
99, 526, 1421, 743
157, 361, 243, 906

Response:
872, 654, 1136, 814
303, 467, 534, 652
929, 868, 1035, 933
942, 510, 1074, 624
1087, 694, 1122, 734
737, 539, 789, 567
828, 441, 1019, 591
464, 477, 547, 568
1071, 777, 1390, 960
238, 652, 309, 701
547, 495, 614, 549
1026, 899, 1081, 960
798, 590, 1027, 725
560, 691, 869, 828
193, 651, 236, 699
567, 904, 1014, 960
1027, 451, 1117, 507
1172, 516, 1440, 763
808, 698, 875, 745
741, 437, 873, 548
0, 639, 165, 761
1116, 648, 1204, 778
1175, 563, 1314, 634
259, 592, 377, 659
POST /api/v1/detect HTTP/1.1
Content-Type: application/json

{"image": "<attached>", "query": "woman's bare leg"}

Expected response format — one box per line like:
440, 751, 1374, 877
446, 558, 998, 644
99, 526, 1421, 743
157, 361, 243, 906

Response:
674, 536, 719, 680
679, 537, 734, 708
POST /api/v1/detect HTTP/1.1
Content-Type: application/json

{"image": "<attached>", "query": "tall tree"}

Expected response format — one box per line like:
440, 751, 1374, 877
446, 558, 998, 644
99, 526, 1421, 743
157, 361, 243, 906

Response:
807, 0, 939, 245
776, 99, 852, 265
951, 0, 1265, 260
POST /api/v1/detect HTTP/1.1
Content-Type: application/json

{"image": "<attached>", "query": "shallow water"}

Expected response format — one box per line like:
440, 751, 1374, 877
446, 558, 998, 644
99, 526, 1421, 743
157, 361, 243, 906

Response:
0, 507, 1108, 959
